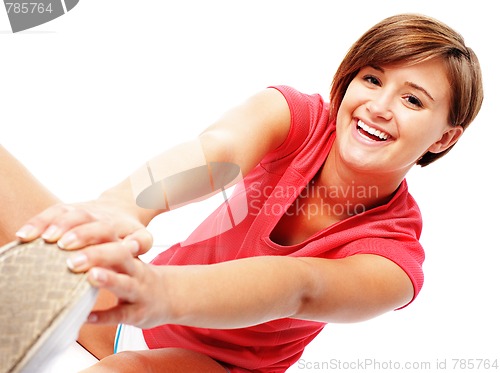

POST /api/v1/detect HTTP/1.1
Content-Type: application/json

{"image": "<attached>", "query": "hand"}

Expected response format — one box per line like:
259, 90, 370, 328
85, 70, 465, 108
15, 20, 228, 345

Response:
15, 199, 153, 255
67, 240, 169, 329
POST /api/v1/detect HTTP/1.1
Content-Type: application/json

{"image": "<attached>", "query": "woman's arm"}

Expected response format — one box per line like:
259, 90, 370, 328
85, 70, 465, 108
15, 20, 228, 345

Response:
16, 88, 291, 251
70, 241, 414, 328
128, 88, 291, 211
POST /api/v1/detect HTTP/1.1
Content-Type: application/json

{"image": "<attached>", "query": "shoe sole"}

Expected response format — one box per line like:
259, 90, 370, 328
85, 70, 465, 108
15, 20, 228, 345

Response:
0, 239, 98, 373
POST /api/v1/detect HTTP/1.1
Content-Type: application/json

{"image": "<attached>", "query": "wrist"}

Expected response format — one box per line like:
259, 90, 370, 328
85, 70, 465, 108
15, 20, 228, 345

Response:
98, 179, 162, 226
147, 265, 179, 327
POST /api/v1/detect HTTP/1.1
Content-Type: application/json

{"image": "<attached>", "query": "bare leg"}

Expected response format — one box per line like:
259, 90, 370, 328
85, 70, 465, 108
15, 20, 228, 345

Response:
0, 145, 59, 245
79, 348, 229, 373
77, 289, 118, 359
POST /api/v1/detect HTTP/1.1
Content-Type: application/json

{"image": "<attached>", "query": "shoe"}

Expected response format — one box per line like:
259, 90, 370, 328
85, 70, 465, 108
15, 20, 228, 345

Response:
0, 238, 98, 373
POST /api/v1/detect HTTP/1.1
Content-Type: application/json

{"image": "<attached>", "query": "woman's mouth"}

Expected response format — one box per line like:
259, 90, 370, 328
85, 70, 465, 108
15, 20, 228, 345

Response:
356, 120, 391, 142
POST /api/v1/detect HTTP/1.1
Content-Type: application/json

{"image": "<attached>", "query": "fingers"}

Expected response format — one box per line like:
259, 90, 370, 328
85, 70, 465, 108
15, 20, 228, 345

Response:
67, 240, 140, 274
68, 240, 167, 329
78, 246, 159, 328
86, 305, 131, 326
86, 301, 148, 327
57, 220, 120, 250
124, 228, 154, 255
85, 265, 162, 329
16, 203, 117, 248
16, 203, 77, 241
83, 268, 145, 326
88, 268, 140, 303
15, 201, 149, 251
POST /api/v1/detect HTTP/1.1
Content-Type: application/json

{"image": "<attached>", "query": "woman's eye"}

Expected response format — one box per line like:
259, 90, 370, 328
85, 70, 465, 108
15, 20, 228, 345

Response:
404, 94, 423, 108
363, 75, 381, 86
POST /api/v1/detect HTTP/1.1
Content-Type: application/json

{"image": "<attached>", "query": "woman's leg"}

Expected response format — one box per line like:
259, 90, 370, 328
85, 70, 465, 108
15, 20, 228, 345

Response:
77, 289, 118, 359
0, 145, 117, 359
80, 348, 229, 373
0, 145, 59, 245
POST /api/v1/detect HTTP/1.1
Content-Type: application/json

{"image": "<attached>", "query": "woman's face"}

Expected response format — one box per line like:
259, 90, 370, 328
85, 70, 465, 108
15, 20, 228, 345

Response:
335, 58, 461, 177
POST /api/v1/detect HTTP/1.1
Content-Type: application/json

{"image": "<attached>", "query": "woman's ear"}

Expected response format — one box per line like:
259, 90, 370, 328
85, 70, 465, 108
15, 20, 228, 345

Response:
427, 126, 464, 154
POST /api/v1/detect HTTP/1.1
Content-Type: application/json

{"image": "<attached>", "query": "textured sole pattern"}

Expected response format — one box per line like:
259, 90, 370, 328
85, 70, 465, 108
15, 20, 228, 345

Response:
0, 239, 97, 373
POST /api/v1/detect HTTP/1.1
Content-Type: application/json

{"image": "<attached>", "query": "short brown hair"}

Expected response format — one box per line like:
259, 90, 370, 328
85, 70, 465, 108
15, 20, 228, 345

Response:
329, 14, 483, 166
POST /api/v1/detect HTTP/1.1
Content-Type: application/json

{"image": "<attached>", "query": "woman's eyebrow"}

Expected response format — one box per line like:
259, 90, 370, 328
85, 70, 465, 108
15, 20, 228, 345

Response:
405, 81, 435, 101
366, 65, 435, 101
369, 65, 384, 73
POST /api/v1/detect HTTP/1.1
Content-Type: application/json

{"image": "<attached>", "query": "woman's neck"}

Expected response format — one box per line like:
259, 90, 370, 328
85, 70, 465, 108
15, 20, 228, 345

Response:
315, 150, 407, 219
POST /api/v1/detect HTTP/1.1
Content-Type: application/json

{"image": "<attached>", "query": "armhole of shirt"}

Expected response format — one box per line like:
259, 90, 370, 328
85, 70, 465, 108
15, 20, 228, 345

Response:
261, 85, 315, 165
337, 237, 425, 309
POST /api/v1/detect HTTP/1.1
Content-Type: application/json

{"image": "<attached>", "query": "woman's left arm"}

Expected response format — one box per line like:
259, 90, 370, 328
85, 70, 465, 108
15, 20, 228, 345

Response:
70, 241, 414, 329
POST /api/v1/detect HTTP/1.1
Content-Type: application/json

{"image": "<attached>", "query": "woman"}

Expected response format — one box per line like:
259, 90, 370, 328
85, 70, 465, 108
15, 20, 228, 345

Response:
4, 13, 483, 373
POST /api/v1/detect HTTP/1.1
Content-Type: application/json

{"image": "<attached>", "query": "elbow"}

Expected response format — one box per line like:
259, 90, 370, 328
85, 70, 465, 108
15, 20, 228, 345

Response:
290, 256, 415, 324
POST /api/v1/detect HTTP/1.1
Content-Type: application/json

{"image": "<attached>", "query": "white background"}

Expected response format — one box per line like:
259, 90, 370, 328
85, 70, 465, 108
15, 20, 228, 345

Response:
1, 1, 498, 372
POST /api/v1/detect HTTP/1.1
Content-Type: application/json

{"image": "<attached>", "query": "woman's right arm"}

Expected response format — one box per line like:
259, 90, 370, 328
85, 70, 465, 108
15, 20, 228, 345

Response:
17, 88, 291, 253
198, 87, 291, 176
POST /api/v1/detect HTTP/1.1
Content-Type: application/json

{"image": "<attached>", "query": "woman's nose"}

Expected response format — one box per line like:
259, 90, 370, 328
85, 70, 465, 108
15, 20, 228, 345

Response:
366, 92, 394, 121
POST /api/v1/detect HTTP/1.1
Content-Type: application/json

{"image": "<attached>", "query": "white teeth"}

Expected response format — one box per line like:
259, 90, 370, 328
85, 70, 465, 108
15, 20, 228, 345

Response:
357, 120, 389, 140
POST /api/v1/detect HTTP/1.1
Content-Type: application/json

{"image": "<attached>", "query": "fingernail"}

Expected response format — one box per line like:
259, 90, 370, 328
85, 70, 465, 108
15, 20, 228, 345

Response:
87, 313, 98, 323
58, 232, 78, 249
16, 225, 37, 240
42, 225, 60, 242
66, 253, 88, 271
89, 268, 107, 284
125, 239, 140, 255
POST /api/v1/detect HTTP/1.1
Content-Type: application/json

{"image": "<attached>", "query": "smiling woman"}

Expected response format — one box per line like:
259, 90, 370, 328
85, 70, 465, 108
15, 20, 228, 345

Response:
334, 59, 461, 179
330, 14, 483, 167
1, 12, 484, 373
